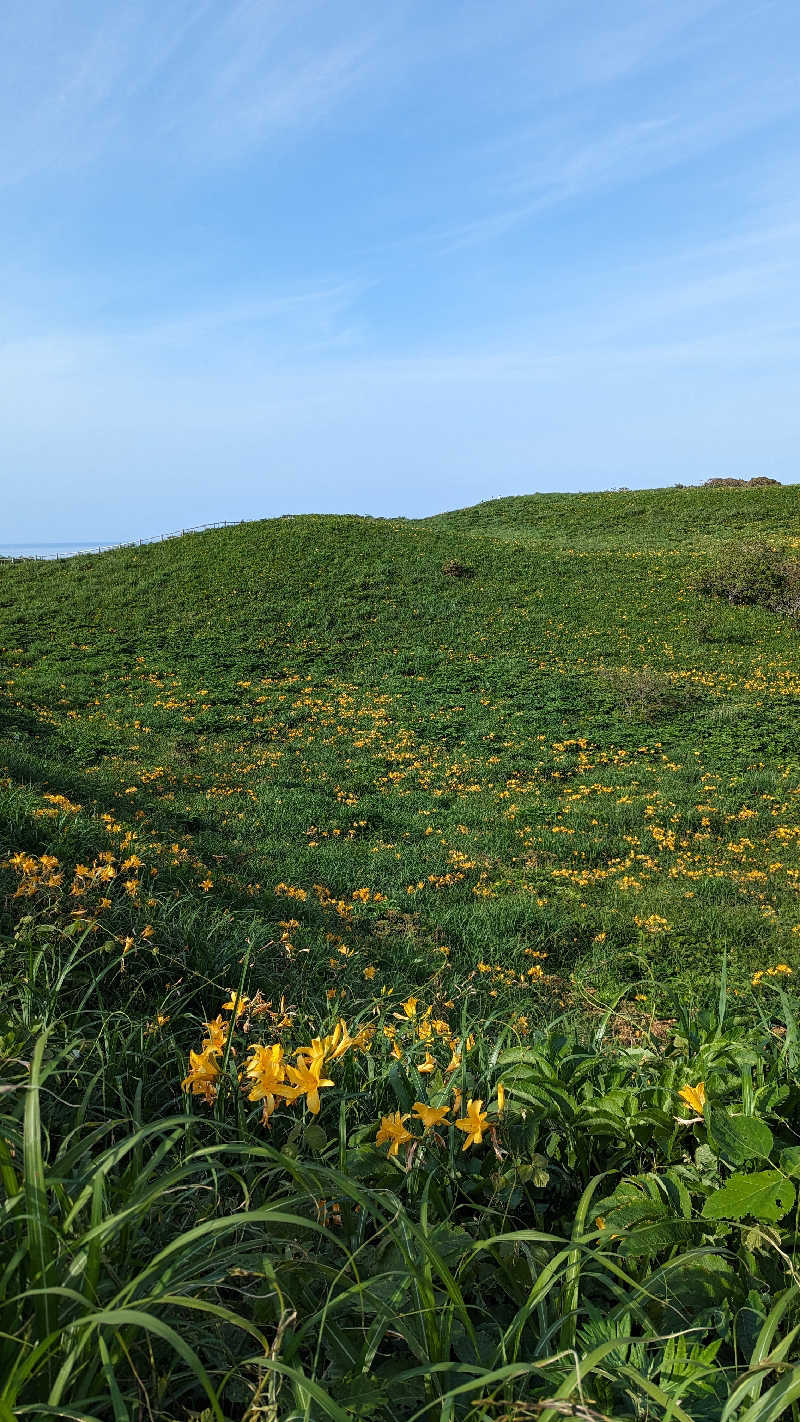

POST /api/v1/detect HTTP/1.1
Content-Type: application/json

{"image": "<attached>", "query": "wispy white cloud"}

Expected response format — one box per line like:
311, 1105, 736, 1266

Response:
0, 1, 387, 182
0, 276, 369, 367
1, 0, 799, 538
430, 1, 800, 250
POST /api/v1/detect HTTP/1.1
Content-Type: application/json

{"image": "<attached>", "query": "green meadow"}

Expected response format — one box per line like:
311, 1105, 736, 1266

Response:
2, 484, 800, 1419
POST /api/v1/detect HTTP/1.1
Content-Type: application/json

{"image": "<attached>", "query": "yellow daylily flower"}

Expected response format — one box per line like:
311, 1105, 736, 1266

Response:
375, 1111, 413, 1157
295, 1036, 329, 1071
202, 1015, 228, 1052
455, 1099, 489, 1150
278, 1057, 334, 1115
222, 992, 251, 1018
181, 1046, 221, 1104
244, 1043, 286, 1116
413, 1102, 450, 1130
327, 1020, 357, 1060
677, 1081, 706, 1116
394, 996, 419, 1020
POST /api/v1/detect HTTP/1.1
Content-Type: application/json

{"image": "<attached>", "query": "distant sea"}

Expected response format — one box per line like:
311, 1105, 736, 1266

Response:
0, 542, 115, 559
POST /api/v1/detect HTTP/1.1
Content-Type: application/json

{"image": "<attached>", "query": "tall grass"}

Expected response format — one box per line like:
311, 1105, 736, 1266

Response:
2, 916, 799, 1418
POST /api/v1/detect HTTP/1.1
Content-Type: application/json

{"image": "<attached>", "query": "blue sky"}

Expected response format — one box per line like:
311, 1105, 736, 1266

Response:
2, 0, 799, 539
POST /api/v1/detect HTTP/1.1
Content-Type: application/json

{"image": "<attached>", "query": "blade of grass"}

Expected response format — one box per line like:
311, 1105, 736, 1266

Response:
23, 1033, 56, 1381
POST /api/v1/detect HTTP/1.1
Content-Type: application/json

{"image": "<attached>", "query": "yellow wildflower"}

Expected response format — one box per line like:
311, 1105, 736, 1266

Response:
279, 1057, 334, 1115
375, 1111, 413, 1158
244, 1043, 286, 1118
202, 1016, 228, 1052
296, 1022, 353, 1069
455, 1099, 489, 1150
222, 992, 251, 1018
395, 996, 418, 1020
413, 1102, 450, 1130
325, 1023, 351, 1060
677, 1082, 706, 1116
182, 1046, 221, 1104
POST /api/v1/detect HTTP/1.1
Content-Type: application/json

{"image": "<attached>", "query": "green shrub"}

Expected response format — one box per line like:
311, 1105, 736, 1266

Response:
602, 666, 700, 718
697, 539, 800, 611
441, 558, 475, 578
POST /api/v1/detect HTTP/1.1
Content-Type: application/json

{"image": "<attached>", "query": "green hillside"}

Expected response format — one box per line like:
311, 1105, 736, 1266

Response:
2, 484, 800, 1418
2, 485, 799, 1005
427, 482, 800, 547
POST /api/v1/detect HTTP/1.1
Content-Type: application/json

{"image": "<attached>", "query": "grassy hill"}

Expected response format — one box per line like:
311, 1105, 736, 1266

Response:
2, 484, 799, 1005
2, 484, 800, 1417
428, 482, 800, 546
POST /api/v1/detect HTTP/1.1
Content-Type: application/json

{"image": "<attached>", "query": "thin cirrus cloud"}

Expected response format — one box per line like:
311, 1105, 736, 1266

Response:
1, 0, 799, 539
0, 1, 387, 181
436, 35, 800, 248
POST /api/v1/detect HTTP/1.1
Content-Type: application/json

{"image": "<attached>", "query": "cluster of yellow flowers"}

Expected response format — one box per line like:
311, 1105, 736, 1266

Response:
33, 792, 83, 818
6, 851, 63, 895
751, 963, 793, 986
376, 1088, 504, 1158
634, 913, 671, 934
5, 848, 148, 907
182, 1002, 373, 1119
181, 994, 506, 1158
379, 996, 474, 1074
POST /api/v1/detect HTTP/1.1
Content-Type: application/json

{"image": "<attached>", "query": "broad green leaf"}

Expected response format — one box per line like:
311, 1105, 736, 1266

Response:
779, 1145, 800, 1178
707, 1108, 773, 1165
303, 1123, 328, 1154
619, 1218, 696, 1258
703, 1170, 795, 1223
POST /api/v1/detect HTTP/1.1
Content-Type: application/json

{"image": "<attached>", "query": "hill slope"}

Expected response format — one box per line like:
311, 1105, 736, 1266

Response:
2, 483, 799, 1012
426, 482, 800, 547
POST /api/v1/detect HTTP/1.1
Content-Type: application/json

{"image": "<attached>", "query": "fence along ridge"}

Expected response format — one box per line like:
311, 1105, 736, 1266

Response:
0, 518, 265, 563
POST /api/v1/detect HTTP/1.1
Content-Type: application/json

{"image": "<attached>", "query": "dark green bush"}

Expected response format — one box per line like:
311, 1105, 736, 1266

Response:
602, 666, 701, 717
441, 558, 475, 578
697, 539, 800, 612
